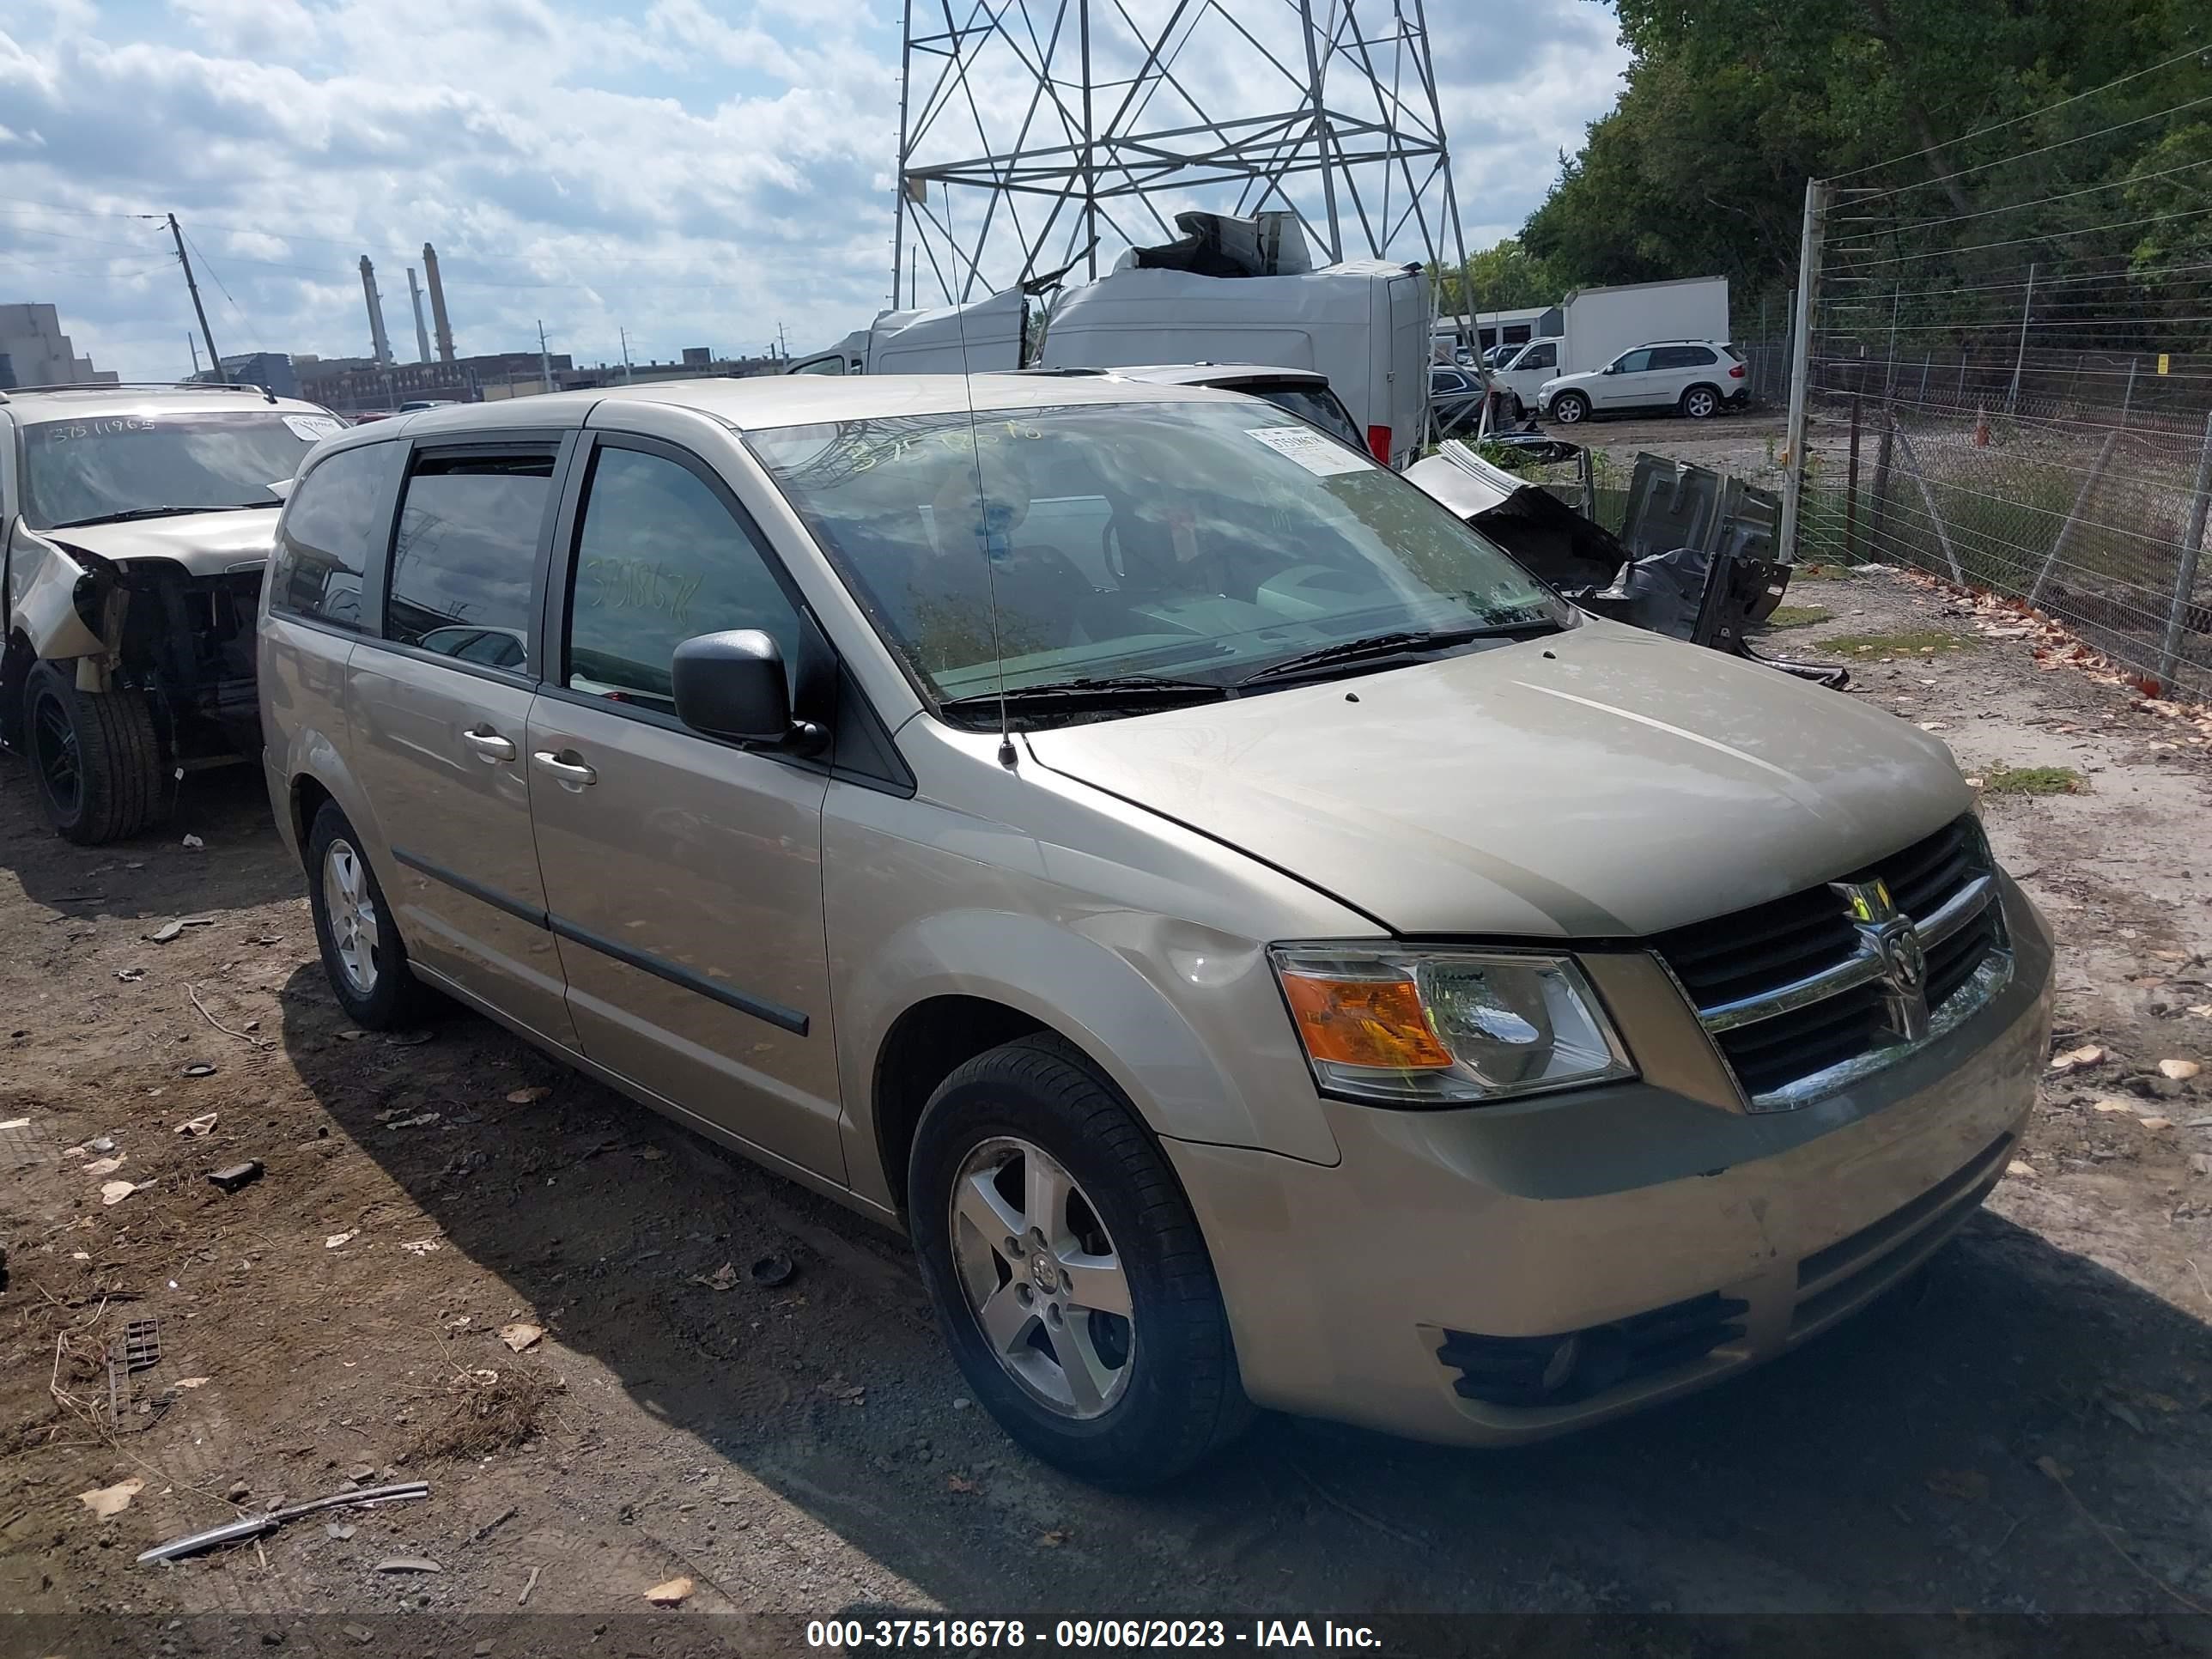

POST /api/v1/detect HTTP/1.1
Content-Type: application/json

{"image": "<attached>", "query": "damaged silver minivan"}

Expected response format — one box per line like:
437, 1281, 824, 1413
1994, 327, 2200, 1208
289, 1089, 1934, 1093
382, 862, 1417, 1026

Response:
262, 376, 2051, 1488
3, 383, 343, 842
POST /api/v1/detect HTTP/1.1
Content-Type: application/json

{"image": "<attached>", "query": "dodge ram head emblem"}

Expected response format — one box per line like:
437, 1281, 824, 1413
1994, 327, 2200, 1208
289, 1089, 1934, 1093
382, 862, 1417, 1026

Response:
1832, 878, 1933, 1043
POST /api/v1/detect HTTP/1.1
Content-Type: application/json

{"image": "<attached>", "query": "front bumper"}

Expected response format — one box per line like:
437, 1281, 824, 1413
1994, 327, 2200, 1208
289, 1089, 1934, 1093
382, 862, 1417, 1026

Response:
1165, 883, 2053, 1447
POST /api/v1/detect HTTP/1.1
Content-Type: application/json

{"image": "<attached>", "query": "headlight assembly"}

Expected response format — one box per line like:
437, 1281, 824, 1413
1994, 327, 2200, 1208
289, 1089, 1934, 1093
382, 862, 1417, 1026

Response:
1269, 945, 1634, 1105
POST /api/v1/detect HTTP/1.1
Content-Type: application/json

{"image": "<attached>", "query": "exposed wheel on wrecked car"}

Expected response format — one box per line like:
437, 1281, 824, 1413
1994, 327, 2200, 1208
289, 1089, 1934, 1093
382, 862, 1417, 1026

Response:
908, 1033, 1251, 1488
1680, 384, 1721, 420
22, 660, 165, 845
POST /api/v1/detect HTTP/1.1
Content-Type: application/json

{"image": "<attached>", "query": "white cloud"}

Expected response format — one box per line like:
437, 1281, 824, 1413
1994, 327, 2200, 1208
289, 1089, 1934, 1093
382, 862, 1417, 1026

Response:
0, 1, 1626, 381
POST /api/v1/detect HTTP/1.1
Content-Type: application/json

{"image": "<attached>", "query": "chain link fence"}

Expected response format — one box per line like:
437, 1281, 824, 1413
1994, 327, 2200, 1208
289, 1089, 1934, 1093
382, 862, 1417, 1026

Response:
1786, 75, 2212, 702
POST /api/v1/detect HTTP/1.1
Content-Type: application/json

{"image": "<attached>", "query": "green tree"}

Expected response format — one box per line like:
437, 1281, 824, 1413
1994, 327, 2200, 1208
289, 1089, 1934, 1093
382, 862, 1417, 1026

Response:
1436, 238, 1566, 315
1519, 0, 2212, 339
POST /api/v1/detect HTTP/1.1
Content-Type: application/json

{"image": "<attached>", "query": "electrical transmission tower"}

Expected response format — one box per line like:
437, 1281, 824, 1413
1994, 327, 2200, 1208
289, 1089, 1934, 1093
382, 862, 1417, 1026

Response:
893, 0, 1474, 307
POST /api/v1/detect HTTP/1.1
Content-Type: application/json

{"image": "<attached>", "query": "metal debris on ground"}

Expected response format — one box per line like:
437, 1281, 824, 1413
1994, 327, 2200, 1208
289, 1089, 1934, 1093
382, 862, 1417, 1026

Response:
374, 1557, 442, 1573
147, 921, 185, 943
207, 1161, 263, 1194
181, 1063, 217, 1079
136, 1480, 429, 1565
749, 1254, 797, 1289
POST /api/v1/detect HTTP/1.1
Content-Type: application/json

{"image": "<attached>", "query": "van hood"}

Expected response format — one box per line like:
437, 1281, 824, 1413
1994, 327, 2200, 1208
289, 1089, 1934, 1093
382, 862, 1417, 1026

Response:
1023, 619, 1972, 939
46, 507, 281, 576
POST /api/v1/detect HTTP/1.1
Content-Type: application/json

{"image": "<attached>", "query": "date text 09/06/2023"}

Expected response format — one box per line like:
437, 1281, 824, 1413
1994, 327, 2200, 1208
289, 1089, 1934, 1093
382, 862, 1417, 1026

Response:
805, 1619, 1382, 1650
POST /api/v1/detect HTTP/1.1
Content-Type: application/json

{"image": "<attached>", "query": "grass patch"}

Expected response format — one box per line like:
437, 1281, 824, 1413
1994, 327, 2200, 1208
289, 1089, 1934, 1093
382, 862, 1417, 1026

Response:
1761, 605, 1832, 629
1973, 763, 2084, 797
1820, 629, 1975, 656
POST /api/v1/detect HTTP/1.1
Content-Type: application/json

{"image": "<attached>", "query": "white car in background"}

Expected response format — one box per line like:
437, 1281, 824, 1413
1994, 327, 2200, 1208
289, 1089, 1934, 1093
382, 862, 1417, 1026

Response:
1540, 340, 1748, 425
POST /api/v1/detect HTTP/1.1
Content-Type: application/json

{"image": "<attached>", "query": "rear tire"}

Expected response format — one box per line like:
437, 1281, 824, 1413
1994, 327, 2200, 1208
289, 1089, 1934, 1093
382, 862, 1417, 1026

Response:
23, 661, 164, 846
1680, 384, 1721, 420
908, 1034, 1251, 1488
307, 801, 432, 1029
1549, 391, 1589, 426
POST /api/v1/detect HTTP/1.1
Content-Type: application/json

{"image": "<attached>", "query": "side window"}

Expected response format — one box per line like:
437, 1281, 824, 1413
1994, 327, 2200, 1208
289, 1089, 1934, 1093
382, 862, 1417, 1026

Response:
1613, 349, 1656, 374
386, 451, 554, 672
270, 441, 404, 630
1522, 343, 1555, 370
563, 445, 802, 712
1652, 346, 1715, 370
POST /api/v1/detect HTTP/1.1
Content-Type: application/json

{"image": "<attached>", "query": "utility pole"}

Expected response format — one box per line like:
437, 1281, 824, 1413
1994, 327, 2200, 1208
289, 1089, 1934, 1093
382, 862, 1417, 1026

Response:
167, 214, 224, 384
537, 320, 552, 395
618, 326, 633, 382
186, 333, 201, 380
1778, 178, 1830, 565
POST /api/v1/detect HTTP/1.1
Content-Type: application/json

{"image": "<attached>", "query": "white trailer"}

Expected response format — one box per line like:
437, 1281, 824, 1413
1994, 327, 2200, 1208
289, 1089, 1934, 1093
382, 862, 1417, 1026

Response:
789, 259, 1432, 471
1491, 275, 1729, 414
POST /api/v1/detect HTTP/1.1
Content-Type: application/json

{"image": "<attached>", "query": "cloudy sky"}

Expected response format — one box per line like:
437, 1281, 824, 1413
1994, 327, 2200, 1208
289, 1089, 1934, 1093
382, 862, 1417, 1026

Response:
0, 0, 1627, 382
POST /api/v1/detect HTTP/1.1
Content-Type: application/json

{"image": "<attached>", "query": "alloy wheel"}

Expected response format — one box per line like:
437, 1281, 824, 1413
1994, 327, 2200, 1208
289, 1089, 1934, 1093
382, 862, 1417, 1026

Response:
322, 837, 382, 996
29, 689, 81, 817
947, 1136, 1135, 1419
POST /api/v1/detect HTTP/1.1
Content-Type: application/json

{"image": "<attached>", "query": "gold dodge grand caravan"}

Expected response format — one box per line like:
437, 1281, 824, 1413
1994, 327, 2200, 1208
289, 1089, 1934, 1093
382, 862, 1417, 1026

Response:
260, 376, 2052, 1487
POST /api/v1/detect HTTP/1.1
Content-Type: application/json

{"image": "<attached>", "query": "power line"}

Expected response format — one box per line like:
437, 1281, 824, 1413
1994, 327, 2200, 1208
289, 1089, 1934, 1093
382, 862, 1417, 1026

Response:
1832, 155, 2212, 240
1824, 206, 2208, 269
1832, 40, 2212, 181
1842, 88, 2212, 205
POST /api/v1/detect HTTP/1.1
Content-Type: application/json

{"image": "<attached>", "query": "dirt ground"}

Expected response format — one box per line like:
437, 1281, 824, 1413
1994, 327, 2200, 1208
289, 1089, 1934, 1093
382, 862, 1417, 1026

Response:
3, 568, 2211, 1641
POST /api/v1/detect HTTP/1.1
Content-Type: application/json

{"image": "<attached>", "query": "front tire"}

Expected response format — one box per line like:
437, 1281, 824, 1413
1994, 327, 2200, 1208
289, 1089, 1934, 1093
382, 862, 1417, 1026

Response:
307, 802, 432, 1029
1550, 391, 1589, 425
908, 1034, 1249, 1488
1680, 384, 1721, 420
23, 661, 163, 845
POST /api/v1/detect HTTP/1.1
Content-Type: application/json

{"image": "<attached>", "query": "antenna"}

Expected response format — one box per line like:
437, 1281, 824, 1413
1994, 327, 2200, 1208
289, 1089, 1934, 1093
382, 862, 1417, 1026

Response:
945, 198, 1018, 770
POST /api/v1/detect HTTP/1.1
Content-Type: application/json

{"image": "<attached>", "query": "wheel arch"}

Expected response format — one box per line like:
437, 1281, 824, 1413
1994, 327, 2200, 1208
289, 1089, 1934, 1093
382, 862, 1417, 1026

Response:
842, 911, 1342, 1213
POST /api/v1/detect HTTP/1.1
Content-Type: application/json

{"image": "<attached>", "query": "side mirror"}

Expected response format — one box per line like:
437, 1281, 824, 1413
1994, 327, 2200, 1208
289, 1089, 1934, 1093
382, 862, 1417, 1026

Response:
672, 630, 825, 752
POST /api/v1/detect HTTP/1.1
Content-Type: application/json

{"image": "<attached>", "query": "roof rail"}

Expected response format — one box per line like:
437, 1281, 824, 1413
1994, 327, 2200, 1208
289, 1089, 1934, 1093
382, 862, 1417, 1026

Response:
0, 380, 279, 405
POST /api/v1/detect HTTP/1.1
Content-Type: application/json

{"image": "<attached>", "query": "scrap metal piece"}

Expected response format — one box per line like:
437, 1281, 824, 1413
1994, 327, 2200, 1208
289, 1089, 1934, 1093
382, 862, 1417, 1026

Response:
136, 1481, 429, 1565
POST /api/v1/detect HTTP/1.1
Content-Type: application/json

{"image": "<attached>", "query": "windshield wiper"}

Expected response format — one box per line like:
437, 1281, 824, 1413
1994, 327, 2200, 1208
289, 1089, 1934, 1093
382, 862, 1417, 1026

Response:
51, 503, 265, 528
1237, 619, 1557, 687
938, 674, 1231, 717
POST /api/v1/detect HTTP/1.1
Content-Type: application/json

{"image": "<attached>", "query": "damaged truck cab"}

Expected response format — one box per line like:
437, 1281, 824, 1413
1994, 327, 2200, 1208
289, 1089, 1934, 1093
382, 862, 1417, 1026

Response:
0, 384, 341, 843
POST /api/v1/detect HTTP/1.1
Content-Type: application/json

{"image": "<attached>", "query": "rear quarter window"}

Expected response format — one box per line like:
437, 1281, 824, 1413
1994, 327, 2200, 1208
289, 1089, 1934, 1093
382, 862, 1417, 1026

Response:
270, 441, 406, 631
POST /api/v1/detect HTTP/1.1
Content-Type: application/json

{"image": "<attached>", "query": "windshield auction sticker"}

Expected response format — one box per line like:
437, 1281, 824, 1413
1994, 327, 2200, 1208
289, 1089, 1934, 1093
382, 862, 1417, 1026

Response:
1244, 424, 1371, 477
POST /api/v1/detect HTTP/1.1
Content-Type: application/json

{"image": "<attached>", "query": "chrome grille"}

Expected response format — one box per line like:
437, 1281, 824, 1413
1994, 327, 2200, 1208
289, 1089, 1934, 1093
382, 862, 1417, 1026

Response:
1653, 816, 2012, 1110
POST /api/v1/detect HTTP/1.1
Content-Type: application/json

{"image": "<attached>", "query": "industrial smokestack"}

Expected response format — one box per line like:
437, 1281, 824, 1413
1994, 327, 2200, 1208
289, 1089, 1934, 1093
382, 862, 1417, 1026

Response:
359, 255, 393, 368
406, 268, 433, 364
422, 242, 456, 365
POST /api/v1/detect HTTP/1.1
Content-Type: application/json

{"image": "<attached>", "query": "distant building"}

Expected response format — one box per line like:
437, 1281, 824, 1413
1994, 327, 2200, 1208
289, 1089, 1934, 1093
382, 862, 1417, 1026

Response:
297, 351, 571, 414
0, 303, 118, 389
215, 351, 301, 399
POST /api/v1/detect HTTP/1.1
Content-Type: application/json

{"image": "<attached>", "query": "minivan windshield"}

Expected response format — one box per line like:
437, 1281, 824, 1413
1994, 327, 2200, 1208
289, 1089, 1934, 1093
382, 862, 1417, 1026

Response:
747, 400, 1564, 719
21, 410, 331, 529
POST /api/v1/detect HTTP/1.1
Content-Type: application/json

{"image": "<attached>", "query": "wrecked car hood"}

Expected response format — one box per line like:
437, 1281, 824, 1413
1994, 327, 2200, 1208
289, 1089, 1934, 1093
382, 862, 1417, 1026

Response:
46, 508, 283, 576
1023, 618, 1972, 939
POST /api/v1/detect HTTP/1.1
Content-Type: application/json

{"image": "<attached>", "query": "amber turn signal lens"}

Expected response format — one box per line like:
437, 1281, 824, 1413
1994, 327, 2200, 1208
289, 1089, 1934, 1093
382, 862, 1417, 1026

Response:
1279, 972, 1453, 1070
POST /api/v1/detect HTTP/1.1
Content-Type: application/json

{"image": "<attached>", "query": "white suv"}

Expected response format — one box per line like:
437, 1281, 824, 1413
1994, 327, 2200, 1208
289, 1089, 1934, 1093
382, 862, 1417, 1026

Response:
1540, 341, 1747, 425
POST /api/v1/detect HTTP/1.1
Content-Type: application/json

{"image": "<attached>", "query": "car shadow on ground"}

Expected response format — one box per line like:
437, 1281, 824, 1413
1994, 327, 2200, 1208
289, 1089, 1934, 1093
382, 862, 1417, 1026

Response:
2, 757, 298, 921
278, 969, 2212, 1615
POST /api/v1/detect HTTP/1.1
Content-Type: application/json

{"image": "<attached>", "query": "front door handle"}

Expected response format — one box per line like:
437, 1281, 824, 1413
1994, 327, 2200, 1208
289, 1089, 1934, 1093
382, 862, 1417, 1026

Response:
532, 749, 598, 791
462, 726, 515, 764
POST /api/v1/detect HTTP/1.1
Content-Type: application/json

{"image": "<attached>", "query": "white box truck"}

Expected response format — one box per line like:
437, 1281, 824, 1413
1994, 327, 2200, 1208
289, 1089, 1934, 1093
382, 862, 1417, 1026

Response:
790, 240, 1431, 469
1491, 275, 1729, 415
